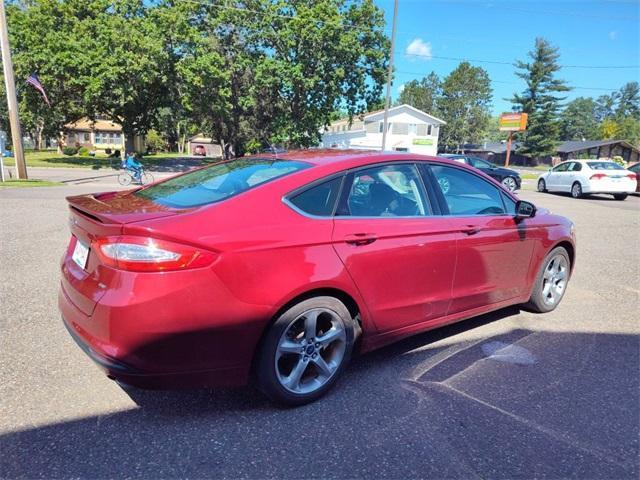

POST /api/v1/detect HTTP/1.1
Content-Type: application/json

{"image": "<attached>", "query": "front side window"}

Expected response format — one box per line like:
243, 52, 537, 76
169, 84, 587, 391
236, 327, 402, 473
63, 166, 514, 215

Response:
569, 162, 582, 171
553, 162, 571, 172
341, 164, 430, 217
430, 164, 506, 216
288, 177, 342, 217
135, 159, 309, 208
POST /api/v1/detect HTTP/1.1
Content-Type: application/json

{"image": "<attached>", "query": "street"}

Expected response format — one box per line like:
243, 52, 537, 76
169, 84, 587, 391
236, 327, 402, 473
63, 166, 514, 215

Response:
0, 181, 638, 479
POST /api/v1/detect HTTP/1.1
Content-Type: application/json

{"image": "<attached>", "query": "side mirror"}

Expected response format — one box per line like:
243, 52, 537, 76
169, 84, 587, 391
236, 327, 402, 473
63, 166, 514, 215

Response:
515, 200, 536, 220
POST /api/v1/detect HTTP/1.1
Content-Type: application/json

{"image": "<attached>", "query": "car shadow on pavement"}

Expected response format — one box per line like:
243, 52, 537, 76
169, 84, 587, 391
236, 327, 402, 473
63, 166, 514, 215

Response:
2, 307, 638, 479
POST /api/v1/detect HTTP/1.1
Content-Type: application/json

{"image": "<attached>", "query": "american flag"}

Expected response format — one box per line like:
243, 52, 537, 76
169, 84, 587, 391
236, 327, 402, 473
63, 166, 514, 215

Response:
26, 73, 50, 106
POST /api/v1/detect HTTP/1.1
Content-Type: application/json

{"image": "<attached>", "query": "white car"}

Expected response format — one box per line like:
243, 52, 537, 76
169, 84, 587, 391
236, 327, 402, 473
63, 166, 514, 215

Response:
537, 160, 637, 201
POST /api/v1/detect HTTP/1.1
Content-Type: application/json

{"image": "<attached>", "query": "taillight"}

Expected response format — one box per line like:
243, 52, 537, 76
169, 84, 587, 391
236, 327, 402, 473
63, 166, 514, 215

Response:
93, 236, 216, 272
590, 173, 606, 180
627, 173, 637, 180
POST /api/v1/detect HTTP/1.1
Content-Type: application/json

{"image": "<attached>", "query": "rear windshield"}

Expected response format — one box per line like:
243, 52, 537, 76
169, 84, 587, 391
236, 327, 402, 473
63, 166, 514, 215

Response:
587, 161, 625, 170
135, 159, 309, 208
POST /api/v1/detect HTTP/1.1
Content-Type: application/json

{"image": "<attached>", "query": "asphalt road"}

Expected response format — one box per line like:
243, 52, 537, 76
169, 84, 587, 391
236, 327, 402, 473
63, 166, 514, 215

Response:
0, 181, 638, 479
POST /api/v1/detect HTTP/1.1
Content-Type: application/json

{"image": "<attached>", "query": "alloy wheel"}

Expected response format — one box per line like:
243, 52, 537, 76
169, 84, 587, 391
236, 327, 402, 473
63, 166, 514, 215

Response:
275, 308, 347, 395
537, 179, 546, 192
541, 254, 568, 306
571, 183, 582, 198
502, 177, 517, 192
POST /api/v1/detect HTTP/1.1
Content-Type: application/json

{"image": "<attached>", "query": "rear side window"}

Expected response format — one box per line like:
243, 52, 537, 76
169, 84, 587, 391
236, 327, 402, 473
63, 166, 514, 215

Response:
288, 177, 343, 216
135, 159, 309, 208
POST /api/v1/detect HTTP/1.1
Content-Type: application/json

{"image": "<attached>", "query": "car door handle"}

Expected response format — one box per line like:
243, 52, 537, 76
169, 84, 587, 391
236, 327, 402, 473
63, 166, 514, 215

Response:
461, 226, 481, 235
344, 233, 378, 246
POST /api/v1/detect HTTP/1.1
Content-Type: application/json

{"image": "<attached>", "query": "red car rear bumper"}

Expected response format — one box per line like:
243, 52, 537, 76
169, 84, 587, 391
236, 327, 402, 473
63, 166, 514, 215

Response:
58, 262, 272, 389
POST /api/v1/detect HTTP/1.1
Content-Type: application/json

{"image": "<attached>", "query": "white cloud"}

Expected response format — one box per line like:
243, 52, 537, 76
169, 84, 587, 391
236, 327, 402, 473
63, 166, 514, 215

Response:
405, 38, 432, 60
609, 30, 618, 40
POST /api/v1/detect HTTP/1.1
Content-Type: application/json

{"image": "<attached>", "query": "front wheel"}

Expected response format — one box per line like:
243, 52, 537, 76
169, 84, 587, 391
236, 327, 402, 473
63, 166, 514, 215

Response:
117, 171, 132, 186
537, 178, 547, 192
613, 193, 627, 201
525, 247, 571, 313
256, 296, 355, 406
502, 176, 518, 192
571, 182, 583, 199
140, 171, 154, 185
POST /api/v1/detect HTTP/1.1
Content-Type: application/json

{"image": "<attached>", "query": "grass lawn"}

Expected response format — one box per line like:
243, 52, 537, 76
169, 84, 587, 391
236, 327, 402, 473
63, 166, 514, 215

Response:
2, 150, 192, 169
0, 179, 63, 188
521, 173, 540, 180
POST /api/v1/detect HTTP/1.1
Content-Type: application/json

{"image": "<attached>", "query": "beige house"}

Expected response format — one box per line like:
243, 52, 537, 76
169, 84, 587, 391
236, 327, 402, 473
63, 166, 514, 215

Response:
63, 117, 145, 152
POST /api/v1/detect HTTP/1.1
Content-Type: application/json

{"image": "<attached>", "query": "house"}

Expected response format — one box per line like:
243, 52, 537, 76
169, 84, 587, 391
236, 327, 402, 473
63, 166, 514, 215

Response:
556, 140, 639, 164
63, 117, 145, 152
320, 104, 446, 156
187, 134, 223, 157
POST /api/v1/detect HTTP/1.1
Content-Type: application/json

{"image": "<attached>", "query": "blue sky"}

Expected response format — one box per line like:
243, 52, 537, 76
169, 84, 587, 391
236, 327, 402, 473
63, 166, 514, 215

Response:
374, 0, 640, 115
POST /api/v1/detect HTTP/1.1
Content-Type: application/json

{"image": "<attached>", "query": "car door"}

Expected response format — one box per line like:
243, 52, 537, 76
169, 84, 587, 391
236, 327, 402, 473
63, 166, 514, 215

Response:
427, 163, 536, 314
331, 162, 457, 333
467, 157, 498, 180
547, 162, 571, 191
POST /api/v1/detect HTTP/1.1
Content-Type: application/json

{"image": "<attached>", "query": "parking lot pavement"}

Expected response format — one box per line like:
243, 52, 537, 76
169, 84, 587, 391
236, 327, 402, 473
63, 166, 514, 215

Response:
0, 185, 638, 479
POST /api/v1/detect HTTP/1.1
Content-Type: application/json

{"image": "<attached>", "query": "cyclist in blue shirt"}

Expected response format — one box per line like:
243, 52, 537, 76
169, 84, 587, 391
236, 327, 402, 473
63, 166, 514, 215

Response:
124, 152, 142, 183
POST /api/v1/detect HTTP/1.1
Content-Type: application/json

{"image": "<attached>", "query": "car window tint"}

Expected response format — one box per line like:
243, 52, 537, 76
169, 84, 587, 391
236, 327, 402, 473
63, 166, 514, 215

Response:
431, 164, 506, 216
587, 161, 625, 170
501, 191, 516, 215
288, 177, 342, 216
343, 164, 430, 217
553, 162, 570, 172
469, 157, 491, 169
570, 162, 582, 171
629, 163, 640, 173
135, 159, 309, 208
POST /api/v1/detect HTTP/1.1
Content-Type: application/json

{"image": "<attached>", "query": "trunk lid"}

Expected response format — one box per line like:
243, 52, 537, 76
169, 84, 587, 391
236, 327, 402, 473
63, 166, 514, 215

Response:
61, 191, 187, 316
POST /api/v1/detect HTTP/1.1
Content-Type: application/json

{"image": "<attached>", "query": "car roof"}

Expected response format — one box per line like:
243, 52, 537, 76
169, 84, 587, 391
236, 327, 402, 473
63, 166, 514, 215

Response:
246, 148, 448, 167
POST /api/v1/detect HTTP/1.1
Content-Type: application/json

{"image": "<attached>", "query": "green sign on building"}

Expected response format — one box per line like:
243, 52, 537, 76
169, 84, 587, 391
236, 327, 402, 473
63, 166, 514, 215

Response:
412, 138, 433, 146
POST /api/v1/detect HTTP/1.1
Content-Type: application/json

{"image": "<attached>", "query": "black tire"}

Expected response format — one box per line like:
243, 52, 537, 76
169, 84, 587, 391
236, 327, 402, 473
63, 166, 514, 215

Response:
613, 193, 627, 201
256, 296, 355, 406
571, 181, 583, 199
501, 176, 518, 192
524, 246, 571, 313
537, 178, 547, 192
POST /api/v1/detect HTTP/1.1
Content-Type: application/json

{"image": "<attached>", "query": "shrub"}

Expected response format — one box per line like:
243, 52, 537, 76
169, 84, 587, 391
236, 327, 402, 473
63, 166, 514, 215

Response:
78, 146, 90, 157
145, 129, 165, 153
63, 146, 78, 156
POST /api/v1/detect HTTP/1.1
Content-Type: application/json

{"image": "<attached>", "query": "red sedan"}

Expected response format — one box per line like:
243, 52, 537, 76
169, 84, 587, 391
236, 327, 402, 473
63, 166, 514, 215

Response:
59, 150, 576, 405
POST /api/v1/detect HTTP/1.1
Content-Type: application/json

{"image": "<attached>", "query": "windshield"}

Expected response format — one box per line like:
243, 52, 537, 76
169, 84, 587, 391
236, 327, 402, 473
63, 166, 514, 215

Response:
587, 161, 625, 171
135, 159, 310, 208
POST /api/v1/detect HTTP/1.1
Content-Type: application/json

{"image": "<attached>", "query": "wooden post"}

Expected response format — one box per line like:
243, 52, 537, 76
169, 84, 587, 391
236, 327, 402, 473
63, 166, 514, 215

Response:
505, 131, 513, 167
0, 0, 27, 179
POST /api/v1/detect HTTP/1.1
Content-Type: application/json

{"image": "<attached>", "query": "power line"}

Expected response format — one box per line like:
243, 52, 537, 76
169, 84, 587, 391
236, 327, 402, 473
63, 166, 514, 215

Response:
395, 70, 622, 92
402, 52, 640, 69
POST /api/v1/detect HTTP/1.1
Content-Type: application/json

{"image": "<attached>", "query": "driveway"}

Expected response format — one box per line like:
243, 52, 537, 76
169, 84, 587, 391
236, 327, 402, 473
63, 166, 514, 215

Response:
0, 186, 638, 479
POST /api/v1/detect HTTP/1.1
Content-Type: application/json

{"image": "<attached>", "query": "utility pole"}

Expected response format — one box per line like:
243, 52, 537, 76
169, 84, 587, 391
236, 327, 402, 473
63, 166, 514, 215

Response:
0, 0, 26, 179
381, 0, 398, 152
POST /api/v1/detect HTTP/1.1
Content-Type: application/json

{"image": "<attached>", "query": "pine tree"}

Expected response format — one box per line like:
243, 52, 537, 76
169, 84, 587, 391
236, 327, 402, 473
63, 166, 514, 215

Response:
511, 38, 570, 158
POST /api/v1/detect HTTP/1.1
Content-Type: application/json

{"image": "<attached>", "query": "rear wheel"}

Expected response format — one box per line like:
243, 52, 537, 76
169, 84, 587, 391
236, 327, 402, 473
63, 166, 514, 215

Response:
501, 176, 518, 192
537, 178, 547, 192
525, 247, 570, 313
613, 193, 627, 201
571, 182, 583, 199
256, 296, 355, 406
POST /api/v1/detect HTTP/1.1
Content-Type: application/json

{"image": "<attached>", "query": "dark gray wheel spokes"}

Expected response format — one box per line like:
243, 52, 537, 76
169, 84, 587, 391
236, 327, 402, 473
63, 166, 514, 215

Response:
541, 254, 568, 306
275, 308, 346, 394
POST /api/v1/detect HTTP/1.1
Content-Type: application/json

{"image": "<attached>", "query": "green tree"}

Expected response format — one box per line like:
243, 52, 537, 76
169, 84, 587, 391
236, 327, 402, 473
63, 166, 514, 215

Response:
614, 82, 640, 120
397, 72, 441, 114
437, 62, 492, 151
511, 38, 571, 158
559, 97, 599, 140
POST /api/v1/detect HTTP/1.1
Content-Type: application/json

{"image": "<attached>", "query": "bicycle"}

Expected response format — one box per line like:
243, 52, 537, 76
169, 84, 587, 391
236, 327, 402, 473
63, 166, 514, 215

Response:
118, 167, 154, 186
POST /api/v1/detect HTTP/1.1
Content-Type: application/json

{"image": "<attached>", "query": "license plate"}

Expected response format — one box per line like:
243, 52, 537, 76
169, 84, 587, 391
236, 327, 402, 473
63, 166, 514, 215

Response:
72, 239, 89, 270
